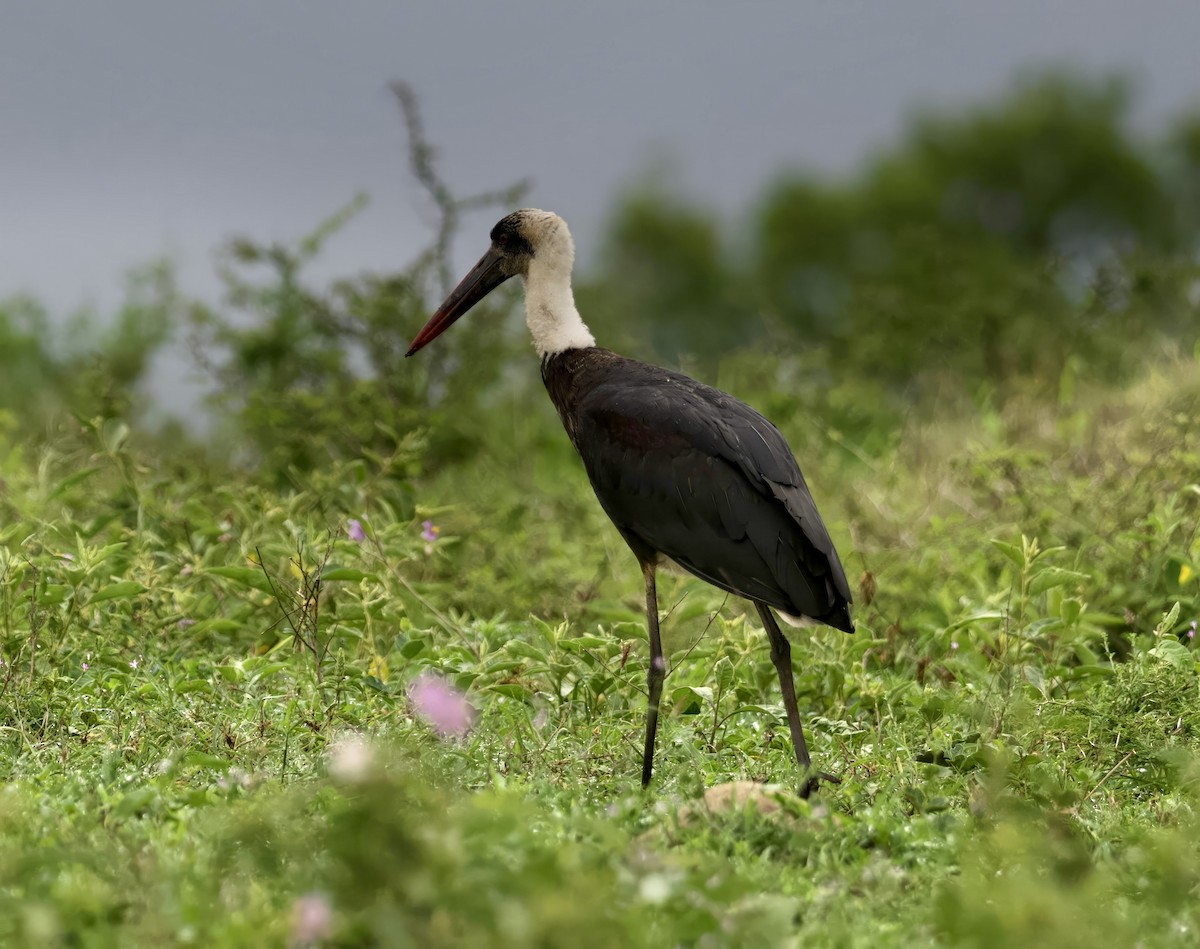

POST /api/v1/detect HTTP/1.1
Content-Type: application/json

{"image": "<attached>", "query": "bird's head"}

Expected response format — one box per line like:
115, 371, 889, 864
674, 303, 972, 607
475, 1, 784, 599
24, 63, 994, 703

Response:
406, 209, 574, 357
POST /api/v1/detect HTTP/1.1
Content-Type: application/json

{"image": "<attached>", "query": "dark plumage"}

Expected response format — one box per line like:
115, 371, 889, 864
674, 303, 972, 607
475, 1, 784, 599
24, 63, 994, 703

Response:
406, 209, 854, 796
542, 347, 853, 631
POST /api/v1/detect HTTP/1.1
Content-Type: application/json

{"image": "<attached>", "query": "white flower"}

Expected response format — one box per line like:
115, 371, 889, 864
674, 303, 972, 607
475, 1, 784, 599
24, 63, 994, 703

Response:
327, 733, 374, 783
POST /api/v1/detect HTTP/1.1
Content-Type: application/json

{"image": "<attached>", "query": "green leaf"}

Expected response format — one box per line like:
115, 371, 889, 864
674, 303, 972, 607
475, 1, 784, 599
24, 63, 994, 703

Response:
242, 660, 288, 681
400, 639, 427, 659
48, 465, 102, 499
182, 751, 232, 771
529, 615, 562, 645
101, 418, 130, 453
1064, 663, 1115, 680
1154, 602, 1181, 636
1149, 638, 1192, 670
502, 640, 549, 662
672, 686, 713, 712
558, 635, 613, 652
172, 679, 215, 695
489, 683, 533, 701
38, 584, 73, 606
1028, 567, 1089, 596
945, 610, 1006, 633
320, 566, 378, 582
91, 543, 129, 565
714, 656, 736, 695
185, 618, 243, 634
1059, 597, 1084, 626
990, 539, 1025, 567
673, 597, 724, 625
88, 581, 146, 604
206, 566, 274, 593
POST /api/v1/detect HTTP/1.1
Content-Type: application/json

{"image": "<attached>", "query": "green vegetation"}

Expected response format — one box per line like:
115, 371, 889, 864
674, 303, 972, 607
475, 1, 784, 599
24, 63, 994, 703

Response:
0, 72, 1198, 946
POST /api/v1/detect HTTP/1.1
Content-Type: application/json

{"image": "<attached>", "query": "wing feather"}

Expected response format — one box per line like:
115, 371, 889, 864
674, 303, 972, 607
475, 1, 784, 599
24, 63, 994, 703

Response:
571, 370, 852, 629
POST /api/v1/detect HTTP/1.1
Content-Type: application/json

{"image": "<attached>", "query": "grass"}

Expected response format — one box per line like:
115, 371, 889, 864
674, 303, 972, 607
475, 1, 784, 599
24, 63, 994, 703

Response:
0, 355, 1198, 947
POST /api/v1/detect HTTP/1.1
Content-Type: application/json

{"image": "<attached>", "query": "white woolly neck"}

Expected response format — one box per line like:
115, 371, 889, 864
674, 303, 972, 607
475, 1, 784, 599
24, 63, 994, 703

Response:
520, 221, 595, 358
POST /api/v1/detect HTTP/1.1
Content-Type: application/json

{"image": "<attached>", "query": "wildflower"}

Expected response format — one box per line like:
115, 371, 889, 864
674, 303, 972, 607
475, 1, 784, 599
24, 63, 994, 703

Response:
218, 767, 252, 791
130, 658, 139, 670
347, 518, 366, 543
1189, 620, 1197, 641
950, 641, 959, 651
289, 892, 332, 948
81, 663, 89, 671
57, 552, 75, 562
639, 873, 672, 905
409, 672, 476, 739
177, 617, 197, 630
421, 520, 440, 543
328, 733, 374, 783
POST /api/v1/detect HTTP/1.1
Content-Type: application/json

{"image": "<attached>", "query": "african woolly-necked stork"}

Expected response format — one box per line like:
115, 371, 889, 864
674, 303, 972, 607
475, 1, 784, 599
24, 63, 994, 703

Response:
407, 209, 854, 796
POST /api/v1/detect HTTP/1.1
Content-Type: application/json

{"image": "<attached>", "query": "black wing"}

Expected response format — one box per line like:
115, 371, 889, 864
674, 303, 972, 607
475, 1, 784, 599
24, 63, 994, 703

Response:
572, 367, 853, 632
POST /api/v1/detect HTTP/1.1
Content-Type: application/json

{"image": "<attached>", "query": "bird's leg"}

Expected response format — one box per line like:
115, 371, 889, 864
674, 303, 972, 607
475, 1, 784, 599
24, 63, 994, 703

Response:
641, 562, 665, 788
755, 602, 839, 799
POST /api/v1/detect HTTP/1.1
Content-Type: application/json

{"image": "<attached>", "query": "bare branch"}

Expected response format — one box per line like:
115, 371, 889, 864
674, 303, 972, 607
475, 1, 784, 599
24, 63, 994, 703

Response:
390, 80, 530, 297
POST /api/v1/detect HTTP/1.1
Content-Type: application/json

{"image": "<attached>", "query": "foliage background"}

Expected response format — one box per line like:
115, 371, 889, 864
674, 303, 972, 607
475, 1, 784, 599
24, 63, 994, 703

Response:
0, 73, 1198, 946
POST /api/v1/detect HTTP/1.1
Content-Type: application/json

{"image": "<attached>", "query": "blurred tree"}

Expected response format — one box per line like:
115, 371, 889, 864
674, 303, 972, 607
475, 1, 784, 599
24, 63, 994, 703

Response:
577, 180, 758, 372
0, 260, 182, 432
1166, 111, 1200, 249
0, 298, 62, 413
185, 84, 529, 482
754, 72, 1191, 393
581, 71, 1199, 405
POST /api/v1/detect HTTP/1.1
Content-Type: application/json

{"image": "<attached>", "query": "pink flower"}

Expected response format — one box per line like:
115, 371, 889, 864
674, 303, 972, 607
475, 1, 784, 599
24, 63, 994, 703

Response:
289, 892, 332, 947
409, 672, 476, 739
421, 520, 440, 543
347, 519, 366, 543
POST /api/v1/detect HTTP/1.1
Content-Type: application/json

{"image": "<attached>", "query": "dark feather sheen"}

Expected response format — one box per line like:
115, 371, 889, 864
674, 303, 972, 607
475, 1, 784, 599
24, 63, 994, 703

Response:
542, 347, 853, 633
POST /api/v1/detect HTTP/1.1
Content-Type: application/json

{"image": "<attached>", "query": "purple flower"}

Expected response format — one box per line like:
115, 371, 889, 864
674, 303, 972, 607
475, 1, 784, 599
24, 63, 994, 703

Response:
347, 519, 366, 543
409, 672, 475, 738
421, 520, 440, 543
1188, 620, 1197, 641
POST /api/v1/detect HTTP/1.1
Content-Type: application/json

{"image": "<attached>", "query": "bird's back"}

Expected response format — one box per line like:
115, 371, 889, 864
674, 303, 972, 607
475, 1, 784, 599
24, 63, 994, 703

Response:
542, 348, 853, 633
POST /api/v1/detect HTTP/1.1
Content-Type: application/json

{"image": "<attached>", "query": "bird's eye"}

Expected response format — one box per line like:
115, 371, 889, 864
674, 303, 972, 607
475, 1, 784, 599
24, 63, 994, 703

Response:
496, 233, 510, 246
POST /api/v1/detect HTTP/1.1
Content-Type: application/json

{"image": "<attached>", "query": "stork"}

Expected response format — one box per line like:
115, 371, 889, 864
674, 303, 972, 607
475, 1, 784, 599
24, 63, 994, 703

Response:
407, 209, 853, 796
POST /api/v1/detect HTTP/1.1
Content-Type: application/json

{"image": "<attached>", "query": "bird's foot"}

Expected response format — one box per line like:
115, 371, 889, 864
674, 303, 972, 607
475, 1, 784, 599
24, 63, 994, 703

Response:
798, 770, 841, 800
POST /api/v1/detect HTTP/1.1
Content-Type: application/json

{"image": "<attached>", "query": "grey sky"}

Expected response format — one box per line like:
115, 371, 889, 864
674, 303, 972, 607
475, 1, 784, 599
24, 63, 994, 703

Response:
4, 0, 1200, 318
